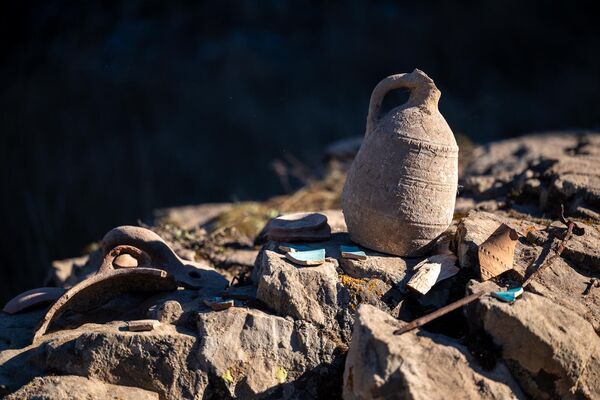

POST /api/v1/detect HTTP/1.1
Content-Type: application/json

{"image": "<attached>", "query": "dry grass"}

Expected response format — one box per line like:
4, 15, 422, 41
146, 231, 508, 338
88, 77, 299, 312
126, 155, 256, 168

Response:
212, 161, 347, 242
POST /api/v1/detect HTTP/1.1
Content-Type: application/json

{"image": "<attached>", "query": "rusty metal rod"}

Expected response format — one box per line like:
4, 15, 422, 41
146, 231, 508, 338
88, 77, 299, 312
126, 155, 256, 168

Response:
394, 291, 486, 335
522, 219, 575, 288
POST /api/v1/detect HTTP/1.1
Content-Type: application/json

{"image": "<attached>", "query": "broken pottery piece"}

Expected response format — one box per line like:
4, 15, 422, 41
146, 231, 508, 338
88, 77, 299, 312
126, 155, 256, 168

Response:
342, 69, 458, 257
3, 287, 66, 315
285, 249, 326, 266
340, 245, 367, 260
128, 319, 160, 332
268, 212, 327, 233
203, 297, 234, 311
278, 243, 314, 253
491, 287, 524, 303
478, 223, 519, 281
406, 254, 459, 295
265, 212, 331, 242
32, 268, 177, 343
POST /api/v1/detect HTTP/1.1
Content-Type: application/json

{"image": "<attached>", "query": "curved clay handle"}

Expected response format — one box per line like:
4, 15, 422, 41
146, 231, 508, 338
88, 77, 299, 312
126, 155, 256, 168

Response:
365, 69, 439, 137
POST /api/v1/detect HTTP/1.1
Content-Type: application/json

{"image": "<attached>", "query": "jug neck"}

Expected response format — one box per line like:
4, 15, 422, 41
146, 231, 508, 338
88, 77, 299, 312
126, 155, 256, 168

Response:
366, 70, 441, 136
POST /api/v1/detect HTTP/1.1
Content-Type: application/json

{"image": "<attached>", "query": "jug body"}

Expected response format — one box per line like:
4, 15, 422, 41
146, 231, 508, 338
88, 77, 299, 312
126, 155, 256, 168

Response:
342, 69, 458, 257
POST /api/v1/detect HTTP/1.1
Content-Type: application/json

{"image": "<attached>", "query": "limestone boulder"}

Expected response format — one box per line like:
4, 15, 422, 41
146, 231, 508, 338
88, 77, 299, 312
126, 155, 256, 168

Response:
474, 292, 600, 399
255, 250, 348, 328
343, 304, 525, 400
196, 306, 343, 398
461, 132, 600, 222
5, 375, 159, 400
0, 322, 207, 399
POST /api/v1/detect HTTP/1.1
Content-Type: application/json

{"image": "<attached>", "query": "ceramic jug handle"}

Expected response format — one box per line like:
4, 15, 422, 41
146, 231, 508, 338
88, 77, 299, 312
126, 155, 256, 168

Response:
365, 73, 412, 137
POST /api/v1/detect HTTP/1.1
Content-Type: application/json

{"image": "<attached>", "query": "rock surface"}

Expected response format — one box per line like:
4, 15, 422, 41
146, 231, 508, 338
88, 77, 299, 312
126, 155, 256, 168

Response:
196, 307, 342, 399
461, 131, 600, 221
343, 305, 525, 400
4, 375, 159, 400
2, 132, 600, 399
255, 250, 347, 329
473, 292, 600, 399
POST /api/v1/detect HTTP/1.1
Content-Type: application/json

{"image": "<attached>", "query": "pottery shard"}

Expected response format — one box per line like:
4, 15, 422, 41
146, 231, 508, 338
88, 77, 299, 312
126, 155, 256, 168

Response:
264, 212, 332, 242
456, 210, 541, 277
473, 292, 600, 399
343, 304, 525, 400
196, 307, 339, 399
406, 254, 459, 295
3, 287, 66, 314
478, 223, 519, 281
5, 375, 159, 400
128, 319, 161, 332
255, 250, 346, 327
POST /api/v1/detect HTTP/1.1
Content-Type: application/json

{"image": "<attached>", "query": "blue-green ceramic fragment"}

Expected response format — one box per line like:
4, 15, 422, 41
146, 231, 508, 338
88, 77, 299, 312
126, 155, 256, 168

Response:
492, 287, 524, 303
278, 243, 314, 253
340, 245, 367, 260
285, 249, 326, 266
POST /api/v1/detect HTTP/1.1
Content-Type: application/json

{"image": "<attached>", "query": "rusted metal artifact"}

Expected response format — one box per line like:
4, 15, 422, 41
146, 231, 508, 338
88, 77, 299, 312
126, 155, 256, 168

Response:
32, 268, 177, 342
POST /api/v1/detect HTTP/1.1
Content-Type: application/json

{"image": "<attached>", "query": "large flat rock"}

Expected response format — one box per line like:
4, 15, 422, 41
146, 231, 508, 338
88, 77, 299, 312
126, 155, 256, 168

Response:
473, 292, 600, 399
458, 210, 600, 331
461, 132, 600, 221
343, 304, 525, 400
5, 375, 159, 400
197, 306, 342, 398
255, 249, 346, 328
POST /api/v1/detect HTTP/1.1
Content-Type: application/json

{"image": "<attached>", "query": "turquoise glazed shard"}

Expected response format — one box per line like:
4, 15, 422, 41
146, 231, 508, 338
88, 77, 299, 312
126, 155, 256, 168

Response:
285, 249, 326, 266
492, 287, 524, 303
340, 245, 367, 260
278, 243, 314, 253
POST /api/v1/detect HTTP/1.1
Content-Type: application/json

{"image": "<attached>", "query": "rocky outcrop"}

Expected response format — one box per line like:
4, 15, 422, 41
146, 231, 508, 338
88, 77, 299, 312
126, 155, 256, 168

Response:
459, 211, 600, 332
2, 133, 600, 399
5, 375, 159, 400
461, 132, 600, 221
255, 250, 348, 329
0, 322, 205, 398
196, 307, 343, 399
473, 292, 600, 399
343, 305, 525, 400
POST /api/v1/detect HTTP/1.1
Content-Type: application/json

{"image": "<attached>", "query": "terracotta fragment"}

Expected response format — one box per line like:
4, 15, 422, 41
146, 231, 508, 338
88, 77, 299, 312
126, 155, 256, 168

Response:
478, 224, 519, 281
3, 287, 66, 314
264, 212, 331, 242
203, 297, 234, 311
32, 268, 177, 343
128, 319, 161, 332
342, 69, 458, 257
268, 212, 327, 233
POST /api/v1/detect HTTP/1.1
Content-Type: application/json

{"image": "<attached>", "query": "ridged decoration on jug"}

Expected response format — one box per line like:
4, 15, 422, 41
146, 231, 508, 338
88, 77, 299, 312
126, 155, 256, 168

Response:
341, 69, 458, 257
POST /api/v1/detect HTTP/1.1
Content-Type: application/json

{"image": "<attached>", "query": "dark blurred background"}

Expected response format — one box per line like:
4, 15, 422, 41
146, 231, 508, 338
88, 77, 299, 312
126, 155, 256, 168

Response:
1, 1, 598, 303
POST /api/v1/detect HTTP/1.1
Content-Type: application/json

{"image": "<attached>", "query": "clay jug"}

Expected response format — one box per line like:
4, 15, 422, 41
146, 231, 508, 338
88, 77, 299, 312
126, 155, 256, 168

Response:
342, 69, 458, 256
